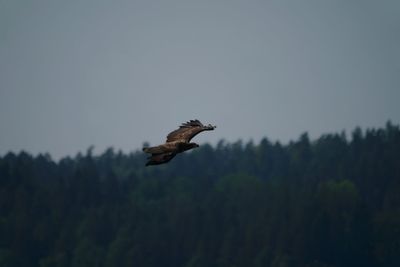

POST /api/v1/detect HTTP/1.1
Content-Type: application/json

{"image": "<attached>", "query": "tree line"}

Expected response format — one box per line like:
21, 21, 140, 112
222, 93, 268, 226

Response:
0, 122, 399, 267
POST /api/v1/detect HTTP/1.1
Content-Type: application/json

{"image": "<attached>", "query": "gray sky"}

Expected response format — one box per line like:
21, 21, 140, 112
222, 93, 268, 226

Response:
1, 0, 399, 159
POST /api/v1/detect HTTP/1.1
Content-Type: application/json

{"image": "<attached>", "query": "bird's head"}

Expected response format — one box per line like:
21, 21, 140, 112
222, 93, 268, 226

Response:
190, 143, 200, 149
180, 142, 199, 152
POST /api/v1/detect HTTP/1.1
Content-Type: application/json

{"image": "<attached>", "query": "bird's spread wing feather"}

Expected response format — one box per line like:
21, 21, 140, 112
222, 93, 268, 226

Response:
166, 120, 205, 143
146, 152, 176, 166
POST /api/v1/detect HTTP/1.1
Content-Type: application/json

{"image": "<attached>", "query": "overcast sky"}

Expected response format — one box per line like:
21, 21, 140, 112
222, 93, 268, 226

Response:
1, 0, 399, 159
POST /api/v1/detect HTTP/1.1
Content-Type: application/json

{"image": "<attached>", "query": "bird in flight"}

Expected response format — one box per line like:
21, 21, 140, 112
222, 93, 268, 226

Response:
143, 119, 216, 166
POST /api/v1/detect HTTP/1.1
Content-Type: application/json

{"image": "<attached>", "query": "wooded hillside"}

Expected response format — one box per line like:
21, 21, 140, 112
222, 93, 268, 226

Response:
1, 122, 399, 267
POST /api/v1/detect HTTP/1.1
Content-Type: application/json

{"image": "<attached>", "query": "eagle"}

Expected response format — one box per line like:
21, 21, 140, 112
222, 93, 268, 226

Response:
143, 119, 216, 166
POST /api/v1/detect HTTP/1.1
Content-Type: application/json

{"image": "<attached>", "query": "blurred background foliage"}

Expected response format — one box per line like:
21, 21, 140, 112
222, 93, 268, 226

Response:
0, 122, 399, 267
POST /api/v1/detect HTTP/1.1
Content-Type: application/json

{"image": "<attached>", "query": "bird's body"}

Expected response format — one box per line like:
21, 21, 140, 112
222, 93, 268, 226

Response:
143, 119, 216, 166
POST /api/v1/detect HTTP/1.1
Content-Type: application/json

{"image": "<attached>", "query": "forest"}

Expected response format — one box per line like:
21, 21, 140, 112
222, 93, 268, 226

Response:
0, 122, 399, 267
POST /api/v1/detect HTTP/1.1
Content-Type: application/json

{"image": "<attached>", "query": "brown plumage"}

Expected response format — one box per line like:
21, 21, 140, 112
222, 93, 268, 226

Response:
143, 119, 216, 166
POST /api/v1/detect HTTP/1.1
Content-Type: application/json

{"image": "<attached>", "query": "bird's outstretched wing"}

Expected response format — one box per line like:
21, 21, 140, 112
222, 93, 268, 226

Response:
145, 152, 176, 166
166, 119, 211, 143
